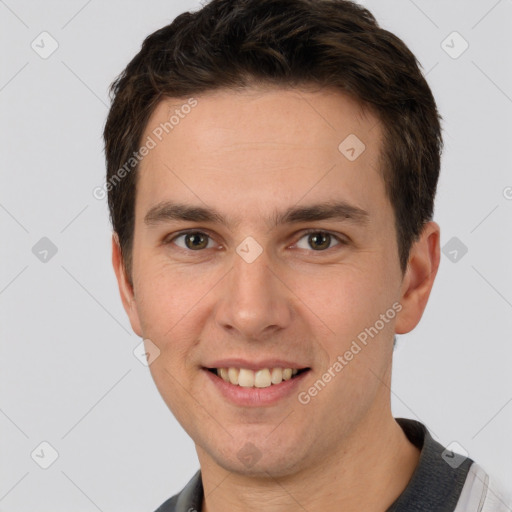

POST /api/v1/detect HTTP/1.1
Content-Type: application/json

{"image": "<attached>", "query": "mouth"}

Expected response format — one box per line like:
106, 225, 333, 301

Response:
204, 366, 311, 388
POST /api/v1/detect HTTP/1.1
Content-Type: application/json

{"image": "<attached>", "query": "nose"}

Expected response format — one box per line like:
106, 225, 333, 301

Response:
214, 245, 293, 341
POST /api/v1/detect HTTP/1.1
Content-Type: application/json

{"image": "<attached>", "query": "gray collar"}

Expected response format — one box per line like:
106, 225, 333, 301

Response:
386, 418, 473, 511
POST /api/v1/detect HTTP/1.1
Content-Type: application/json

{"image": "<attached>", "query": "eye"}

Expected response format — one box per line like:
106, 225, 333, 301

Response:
294, 230, 345, 251
169, 231, 216, 251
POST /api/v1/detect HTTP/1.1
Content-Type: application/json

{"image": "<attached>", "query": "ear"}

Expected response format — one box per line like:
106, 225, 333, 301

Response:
112, 233, 143, 337
395, 221, 440, 334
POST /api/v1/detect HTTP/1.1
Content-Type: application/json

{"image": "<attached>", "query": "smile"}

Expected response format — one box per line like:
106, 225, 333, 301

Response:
207, 367, 310, 388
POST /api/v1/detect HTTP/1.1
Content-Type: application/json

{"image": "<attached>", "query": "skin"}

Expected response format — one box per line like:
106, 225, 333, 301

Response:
112, 86, 440, 512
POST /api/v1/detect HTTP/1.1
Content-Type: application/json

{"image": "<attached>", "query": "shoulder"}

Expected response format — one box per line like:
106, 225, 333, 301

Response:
153, 494, 179, 512
152, 470, 203, 512
454, 462, 512, 512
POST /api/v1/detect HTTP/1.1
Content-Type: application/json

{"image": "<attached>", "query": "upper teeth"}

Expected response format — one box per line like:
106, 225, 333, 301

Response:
216, 367, 299, 388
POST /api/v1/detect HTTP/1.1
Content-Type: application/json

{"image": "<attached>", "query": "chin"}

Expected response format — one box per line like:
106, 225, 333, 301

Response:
200, 433, 307, 480
219, 452, 304, 479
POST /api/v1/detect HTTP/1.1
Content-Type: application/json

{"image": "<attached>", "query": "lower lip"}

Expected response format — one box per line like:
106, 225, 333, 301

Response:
202, 368, 310, 407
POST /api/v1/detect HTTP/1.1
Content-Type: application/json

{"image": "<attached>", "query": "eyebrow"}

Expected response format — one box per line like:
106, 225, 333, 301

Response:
144, 200, 369, 229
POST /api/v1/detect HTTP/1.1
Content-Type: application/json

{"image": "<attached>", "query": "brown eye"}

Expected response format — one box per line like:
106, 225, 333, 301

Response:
295, 231, 343, 251
170, 231, 213, 250
308, 232, 331, 250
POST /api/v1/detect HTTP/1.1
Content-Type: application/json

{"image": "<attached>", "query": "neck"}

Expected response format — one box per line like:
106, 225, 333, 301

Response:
198, 411, 421, 512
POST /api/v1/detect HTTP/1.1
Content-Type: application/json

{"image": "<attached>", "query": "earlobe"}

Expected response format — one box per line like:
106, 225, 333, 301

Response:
111, 233, 143, 337
395, 221, 440, 335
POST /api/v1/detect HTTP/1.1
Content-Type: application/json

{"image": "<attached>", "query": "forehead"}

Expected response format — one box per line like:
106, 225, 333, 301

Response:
147, 85, 379, 148
136, 86, 388, 226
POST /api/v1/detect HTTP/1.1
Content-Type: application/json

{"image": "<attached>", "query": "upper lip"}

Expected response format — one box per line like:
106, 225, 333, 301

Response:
204, 358, 310, 371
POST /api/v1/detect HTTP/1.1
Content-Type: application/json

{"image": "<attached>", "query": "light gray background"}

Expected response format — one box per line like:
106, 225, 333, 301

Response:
1, 0, 511, 510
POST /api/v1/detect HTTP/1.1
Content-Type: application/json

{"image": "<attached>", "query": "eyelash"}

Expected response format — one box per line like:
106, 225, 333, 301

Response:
164, 229, 348, 253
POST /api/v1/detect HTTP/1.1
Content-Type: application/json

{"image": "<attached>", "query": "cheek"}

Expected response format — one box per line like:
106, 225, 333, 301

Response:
133, 263, 205, 416
298, 264, 395, 337
134, 257, 203, 335
296, 263, 399, 386
132, 257, 223, 374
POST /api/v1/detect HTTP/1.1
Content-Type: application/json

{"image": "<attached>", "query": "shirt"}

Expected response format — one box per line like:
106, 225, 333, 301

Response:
154, 417, 512, 512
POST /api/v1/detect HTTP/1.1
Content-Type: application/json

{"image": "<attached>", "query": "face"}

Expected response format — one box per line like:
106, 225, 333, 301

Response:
113, 86, 439, 477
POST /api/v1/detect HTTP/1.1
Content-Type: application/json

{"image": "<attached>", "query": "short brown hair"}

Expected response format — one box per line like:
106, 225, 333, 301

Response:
103, 0, 442, 278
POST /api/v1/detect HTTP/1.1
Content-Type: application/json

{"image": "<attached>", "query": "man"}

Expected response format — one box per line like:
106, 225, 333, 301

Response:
103, 0, 511, 510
